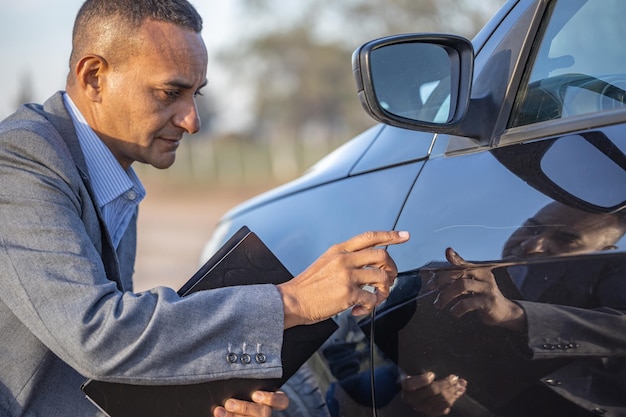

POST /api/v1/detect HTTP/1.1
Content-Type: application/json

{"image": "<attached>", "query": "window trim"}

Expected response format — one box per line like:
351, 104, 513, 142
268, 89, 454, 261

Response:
501, 107, 626, 145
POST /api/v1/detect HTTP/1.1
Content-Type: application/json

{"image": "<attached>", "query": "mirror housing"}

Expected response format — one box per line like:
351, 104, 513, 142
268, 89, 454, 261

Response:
352, 34, 474, 134
492, 131, 626, 214
540, 132, 626, 213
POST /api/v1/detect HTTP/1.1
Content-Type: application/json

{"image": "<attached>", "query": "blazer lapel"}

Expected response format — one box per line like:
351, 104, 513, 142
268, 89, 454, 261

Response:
42, 92, 124, 290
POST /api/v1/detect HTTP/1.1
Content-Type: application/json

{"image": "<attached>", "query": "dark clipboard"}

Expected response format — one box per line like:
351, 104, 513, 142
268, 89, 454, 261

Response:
81, 226, 338, 417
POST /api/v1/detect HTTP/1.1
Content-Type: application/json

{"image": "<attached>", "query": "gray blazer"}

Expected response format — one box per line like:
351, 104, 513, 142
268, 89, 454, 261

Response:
0, 92, 285, 417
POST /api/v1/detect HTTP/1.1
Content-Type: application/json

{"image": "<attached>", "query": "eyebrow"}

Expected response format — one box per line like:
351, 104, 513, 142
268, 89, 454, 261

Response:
526, 217, 581, 241
163, 78, 208, 91
552, 229, 582, 242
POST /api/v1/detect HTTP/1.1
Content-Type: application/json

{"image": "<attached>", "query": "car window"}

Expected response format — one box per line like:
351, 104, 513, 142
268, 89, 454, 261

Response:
509, 0, 626, 128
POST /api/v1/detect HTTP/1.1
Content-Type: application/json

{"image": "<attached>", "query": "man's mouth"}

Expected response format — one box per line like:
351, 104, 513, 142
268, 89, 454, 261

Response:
158, 137, 182, 146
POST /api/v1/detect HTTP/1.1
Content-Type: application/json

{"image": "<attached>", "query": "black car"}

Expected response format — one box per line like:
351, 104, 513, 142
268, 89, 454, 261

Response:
202, 0, 626, 416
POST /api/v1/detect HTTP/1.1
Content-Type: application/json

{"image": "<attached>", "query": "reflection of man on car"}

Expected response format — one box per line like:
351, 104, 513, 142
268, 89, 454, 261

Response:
501, 201, 624, 261
323, 314, 467, 417
429, 201, 626, 416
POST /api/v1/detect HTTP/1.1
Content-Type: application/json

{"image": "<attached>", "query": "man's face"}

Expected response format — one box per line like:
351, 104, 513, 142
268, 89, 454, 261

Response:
502, 202, 623, 259
94, 19, 208, 169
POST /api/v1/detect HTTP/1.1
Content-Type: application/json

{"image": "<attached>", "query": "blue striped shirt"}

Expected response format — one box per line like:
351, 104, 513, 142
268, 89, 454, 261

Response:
63, 93, 145, 249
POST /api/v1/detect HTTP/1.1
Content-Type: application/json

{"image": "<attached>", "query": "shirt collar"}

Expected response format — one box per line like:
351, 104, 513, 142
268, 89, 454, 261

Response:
62, 93, 145, 208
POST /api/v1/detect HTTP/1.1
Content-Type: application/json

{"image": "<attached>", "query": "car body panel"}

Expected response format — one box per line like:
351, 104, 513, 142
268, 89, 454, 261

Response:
212, 161, 422, 275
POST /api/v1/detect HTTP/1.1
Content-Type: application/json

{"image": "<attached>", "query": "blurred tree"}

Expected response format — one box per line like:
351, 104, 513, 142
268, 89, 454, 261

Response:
14, 71, 35, 109
243, 27, 365, 143
178, 84, 218, 180
195, 90, 218, 137
217, 0, 505, 145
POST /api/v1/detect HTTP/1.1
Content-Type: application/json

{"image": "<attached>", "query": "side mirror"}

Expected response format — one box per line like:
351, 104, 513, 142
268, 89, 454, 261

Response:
492, 131, 626, 214
352, 34, 474, 133
540, 132, 626, 213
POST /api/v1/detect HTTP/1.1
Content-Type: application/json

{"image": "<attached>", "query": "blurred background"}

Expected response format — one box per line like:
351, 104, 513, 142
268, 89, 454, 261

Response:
0, 0, 505, 290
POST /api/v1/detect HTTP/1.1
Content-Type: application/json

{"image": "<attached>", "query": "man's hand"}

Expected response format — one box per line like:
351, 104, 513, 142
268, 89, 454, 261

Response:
278, 231, 410, 328
401, 372, 467, 417
213, 390, 288, 417
427, 248, 526, 331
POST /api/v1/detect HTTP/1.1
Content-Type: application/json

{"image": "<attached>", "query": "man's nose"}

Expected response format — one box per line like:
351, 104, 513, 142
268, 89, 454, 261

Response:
175, 99, 201, 134
520, 235, 547, 255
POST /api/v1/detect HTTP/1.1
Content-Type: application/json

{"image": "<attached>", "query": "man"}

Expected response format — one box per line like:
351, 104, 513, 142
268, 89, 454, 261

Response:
429, 201, 626, 416
0, 1, 409, 416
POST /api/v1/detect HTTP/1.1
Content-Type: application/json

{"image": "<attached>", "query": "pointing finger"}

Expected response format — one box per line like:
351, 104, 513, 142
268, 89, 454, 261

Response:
339, 231, 410, 253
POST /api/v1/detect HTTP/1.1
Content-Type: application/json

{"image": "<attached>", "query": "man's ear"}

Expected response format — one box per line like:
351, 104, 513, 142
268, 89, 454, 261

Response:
74, 55, 109, 102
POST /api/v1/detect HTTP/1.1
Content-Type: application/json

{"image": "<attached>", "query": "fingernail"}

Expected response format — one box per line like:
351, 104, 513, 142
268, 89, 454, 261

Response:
214, 408, 227, 417
398, 231, 410, 239
450, 375, 459, 384
225, 399, 236, 411
252, 391, 263, 402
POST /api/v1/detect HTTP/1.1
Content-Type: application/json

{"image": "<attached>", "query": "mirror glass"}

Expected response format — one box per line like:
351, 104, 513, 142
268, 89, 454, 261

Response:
541, 134, 626, 210
370, 43, 452, 123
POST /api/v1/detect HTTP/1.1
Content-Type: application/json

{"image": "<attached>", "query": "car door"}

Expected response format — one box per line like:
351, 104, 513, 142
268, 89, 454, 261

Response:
363, 1, 626, 416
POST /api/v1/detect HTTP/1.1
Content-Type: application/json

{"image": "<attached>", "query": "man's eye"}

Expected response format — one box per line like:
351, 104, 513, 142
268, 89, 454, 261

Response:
556, 235, 581, 249
163, 90, 180, 99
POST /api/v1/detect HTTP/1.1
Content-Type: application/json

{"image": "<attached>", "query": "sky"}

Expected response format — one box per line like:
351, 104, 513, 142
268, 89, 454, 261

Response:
0, 0, 241, 124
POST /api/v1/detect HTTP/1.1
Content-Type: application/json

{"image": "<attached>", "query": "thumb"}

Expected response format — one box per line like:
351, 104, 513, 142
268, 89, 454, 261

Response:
445, 247, 469, 267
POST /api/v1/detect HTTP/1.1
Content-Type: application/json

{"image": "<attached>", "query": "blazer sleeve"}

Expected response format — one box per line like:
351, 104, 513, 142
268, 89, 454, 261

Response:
0, 117, 286, 384
521, 301, 626, 359
518, 258, 626, 360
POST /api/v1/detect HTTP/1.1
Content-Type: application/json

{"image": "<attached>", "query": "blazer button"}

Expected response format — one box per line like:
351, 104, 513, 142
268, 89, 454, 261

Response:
256, 353, 267, 364
241, 353, 252, 364
591, 408, 607, 415
227, 352, 238, 363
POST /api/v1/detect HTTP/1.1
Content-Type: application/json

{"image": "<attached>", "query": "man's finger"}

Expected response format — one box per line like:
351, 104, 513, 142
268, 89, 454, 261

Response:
426, 270, 463, 290
220, 397, 271, 417
350, 287, 381, 316
445, 247, 470, 266
434, 278, 481, 310
403, 372, 436, 391
342, 249, 399, 281
445, 247, 484, 272
252, 391, 289, 411
339, 231, 410, 253
352, 266, 395, 290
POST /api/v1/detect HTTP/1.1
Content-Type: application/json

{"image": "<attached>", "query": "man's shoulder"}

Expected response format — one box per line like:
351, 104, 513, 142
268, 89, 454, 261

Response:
1, 110, 55, 146
2, 103, 45, 126
0, 93, 74, 151
1, 92, 66, 134
0, 94, 82, 177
